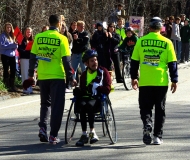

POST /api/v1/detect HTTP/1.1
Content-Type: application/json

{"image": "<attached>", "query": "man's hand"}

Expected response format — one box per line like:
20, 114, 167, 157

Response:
131, 79, 138, 90
73, 34, 78, 40
71, 79, 77, 87
171, 82, 177, 93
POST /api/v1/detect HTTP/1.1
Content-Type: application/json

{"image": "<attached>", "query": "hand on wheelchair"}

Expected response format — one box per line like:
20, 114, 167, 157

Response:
73, 87, 81, 96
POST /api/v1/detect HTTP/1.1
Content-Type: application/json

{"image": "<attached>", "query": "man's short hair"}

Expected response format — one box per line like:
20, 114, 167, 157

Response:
118, 18, 124, 22
49, 15, 61, 26
77, 20, 85, 26
175, 17, 181, 21
169, 16, 174, 20
180, 14, 186, 18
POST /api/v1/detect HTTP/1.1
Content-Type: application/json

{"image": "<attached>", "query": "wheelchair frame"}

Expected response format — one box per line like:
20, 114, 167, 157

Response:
65, 95, 117, 144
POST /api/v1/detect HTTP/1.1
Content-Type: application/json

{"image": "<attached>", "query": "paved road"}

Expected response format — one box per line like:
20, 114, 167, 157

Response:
0, 64, 190, 160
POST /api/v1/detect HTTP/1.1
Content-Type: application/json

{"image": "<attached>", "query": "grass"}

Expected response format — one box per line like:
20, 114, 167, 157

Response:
0, 78, 7, 91
0, 77, 22, 92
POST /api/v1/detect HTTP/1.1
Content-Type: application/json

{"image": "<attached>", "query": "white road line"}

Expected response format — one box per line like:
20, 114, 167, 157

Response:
0, 99, 40, 110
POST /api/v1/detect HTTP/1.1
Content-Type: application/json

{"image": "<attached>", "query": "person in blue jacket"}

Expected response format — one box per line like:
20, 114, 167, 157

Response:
0, 22, 18, 91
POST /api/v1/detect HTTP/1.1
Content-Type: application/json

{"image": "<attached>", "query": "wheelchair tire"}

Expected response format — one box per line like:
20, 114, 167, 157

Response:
122, 62, 132, 90
103, 98, 117, 144
65, 101, 78, 144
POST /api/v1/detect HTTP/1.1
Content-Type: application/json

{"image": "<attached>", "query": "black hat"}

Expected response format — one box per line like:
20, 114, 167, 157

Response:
96, 22, 103, 28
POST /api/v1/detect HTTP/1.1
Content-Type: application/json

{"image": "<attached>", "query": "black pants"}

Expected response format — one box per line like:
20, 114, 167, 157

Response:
38, 79, 65, 137
181, 42, 189, 61
105, 52, 122, 82
78, 97, 101, 131
97, 48, 107, 68
139, 86, 168, 138
1, 54, 16, 79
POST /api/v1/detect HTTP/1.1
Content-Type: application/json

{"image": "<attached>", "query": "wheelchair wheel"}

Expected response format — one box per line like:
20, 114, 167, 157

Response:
102, 121, 107, 136
65, 101, 78, 144
103, 98, 117, 144
122, 62, 132, 90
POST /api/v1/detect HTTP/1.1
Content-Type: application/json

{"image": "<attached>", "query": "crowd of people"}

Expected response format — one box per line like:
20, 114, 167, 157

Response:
0, 10, 185, 146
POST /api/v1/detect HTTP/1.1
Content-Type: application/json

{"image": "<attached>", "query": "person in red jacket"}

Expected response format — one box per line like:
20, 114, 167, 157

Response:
73, 49, 112, 146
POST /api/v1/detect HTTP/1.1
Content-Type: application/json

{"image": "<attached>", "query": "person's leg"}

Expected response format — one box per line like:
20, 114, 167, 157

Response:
71, 54, 79, 79
111, 53, 123, 83
139, 86, 154, 144
38, 80, 51, 142
1, 54, 10, 87
178, 41, 181, 61
87, 99, 100, 144
79, 53, 86, 72
76, 99, 89, 146
9, 56, 17, 91
49, 79, 65, 138
181, 43, 185, 62
153, 86, 168, 144
185, 43, 189, 62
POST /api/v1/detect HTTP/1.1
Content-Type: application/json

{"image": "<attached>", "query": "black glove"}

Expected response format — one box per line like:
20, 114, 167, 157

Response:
73, 87, 81, 96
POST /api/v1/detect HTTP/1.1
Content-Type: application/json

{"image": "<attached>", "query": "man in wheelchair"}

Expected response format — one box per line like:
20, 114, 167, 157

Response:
73, 49, 112, 146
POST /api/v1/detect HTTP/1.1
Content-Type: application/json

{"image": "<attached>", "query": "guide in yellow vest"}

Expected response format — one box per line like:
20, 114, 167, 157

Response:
130, 17, 178, 145
28, 14, 77, 144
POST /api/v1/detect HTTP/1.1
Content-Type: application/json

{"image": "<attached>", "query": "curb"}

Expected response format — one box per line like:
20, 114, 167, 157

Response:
0, 95, 11, 101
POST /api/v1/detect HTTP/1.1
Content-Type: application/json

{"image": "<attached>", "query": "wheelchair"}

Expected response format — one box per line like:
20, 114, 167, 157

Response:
65, 94, 117, 144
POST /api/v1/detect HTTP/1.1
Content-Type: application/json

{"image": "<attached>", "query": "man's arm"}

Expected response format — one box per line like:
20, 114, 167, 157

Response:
96, 68, 112, 95
28, 53, 37, 77
62, 56, 75, 81
168, 61, 178, 93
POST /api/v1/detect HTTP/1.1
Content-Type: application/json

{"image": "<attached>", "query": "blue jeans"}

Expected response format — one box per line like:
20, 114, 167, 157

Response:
71, 53, 86, 79
173, 40, 181, 60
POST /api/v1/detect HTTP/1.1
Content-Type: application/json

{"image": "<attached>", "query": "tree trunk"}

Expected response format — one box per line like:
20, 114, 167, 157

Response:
24, 0, 33, 27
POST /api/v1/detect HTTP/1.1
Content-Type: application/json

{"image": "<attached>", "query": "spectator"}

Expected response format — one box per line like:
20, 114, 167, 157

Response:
171, 17, 181, 62
90, 22, 107, 68
110, 4, 126, 24
68, 21, 77, 35
115, 18, 126, 46
18, 26, 34, 94
41, 26, 49, 32
0, 22, 18, 92
104, 23, 123, 83
60, 23, 73, 92
166, 16, 174, 40
180, 19, 190, 63
119, 27, 138, 57
71, 21, 90, 79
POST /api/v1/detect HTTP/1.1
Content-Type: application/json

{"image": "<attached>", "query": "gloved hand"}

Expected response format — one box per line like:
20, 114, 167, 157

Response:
73, 87, 81, 96
92, 82, 100, 96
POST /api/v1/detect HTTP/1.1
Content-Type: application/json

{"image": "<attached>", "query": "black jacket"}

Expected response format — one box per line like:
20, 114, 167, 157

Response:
71, 31, 90, 53
18, 38, 31, 59
90, 30, 106, 50
104, 32, 120, 54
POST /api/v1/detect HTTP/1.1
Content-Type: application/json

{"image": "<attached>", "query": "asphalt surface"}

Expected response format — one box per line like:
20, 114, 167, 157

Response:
0, 63, 190, 160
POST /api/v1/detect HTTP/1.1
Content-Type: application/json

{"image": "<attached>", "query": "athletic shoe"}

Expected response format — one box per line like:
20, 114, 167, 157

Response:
49, 135, 60, 144
89, 132, 99, 144
153, 136, 163, 145
143, 126, 152, 145
38, 127, 49, 142
76, 134, 89, 146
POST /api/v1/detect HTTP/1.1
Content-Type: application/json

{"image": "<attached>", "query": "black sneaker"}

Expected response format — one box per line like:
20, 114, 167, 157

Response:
76, 134, 89, 146
143, 125, 152, 145
89, 132, 99, 144
38, 127, 49, 142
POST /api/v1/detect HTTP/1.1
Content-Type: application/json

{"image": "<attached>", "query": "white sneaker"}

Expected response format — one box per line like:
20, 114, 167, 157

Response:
153, 136, 163, 145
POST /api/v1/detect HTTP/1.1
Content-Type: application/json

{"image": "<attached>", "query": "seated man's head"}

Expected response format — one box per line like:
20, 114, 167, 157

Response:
82, 49, 98, 72
118, 4, 124, 10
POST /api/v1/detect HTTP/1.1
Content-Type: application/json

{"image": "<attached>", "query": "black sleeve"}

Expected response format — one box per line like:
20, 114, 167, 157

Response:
168, 61, 178, 83
28, 53, 37, 77
130, 59, 139, 79
62, 56, 74, 81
